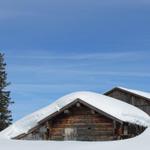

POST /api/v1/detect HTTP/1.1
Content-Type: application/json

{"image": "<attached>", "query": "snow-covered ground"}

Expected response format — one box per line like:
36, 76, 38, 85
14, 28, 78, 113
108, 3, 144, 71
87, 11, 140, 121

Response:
0, 128, 150, 150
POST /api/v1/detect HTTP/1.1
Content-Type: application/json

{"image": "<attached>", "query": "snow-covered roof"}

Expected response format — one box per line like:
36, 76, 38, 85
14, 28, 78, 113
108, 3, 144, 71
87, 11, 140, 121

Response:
106, 87, 150, 100
0, 91, 150, 139
119, 87, 150, 100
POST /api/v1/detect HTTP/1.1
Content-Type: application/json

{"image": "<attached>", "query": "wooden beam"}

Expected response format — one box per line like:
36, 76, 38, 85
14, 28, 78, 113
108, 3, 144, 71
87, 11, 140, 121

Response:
91, 110, 95, 114
64, 109, 70, 114
76, 102, 81, 107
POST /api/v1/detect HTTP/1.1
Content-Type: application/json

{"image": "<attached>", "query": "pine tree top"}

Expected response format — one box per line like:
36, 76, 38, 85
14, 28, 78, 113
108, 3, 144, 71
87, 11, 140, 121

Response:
0, 52, 13, 131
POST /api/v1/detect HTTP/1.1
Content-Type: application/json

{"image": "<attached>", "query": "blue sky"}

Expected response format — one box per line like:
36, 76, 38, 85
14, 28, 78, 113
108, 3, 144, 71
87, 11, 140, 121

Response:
1, 0, 150, 121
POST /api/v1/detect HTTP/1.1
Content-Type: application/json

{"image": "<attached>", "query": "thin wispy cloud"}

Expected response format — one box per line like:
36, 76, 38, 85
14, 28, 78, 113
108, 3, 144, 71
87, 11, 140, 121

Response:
7, 60, 150, 78
9, 80, 113, 96
7, 51, 150, 61
9, 69, 150, 78
7, 64, 150, 78
9, 83, 95, 92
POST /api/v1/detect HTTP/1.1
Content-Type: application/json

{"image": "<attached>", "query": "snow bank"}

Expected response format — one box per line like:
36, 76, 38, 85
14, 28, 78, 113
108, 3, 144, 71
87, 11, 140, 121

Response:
0, 91, 150, 139
0, 128, 150, 150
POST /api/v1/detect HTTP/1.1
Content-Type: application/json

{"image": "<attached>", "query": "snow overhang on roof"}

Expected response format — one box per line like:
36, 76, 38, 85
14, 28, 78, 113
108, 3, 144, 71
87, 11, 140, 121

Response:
0, 91, 150, 139
105, 86, 150, 101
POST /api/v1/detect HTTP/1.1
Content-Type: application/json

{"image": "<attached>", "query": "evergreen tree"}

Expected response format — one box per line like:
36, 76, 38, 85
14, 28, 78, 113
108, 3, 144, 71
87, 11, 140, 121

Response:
0, 52, 13, 131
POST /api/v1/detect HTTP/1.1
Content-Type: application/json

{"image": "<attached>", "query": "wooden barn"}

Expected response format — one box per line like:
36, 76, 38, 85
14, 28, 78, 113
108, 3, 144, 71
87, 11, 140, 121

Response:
0, 92, 149, 141
105, 87, 150, 115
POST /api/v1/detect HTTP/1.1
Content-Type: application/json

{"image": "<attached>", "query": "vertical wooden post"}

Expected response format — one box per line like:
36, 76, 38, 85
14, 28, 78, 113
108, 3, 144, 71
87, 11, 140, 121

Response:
113, 120, 116, 139
47, 121, 52, 140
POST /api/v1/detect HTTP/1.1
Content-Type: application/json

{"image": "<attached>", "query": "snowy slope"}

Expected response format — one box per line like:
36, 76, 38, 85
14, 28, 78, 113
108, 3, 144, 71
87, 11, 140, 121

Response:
0, 91, 150, 139
0, 128, 150, 150
117, 87, 150, 100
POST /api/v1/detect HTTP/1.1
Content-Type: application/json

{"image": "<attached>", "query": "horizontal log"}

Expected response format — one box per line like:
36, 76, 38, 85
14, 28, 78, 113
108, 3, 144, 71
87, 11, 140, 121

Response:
52, 123, 113, 128
70, 136, 114, 141
51, 126, 113, 131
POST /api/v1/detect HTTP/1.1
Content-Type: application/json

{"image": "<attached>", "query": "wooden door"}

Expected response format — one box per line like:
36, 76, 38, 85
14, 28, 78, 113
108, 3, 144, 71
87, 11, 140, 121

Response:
64, 128, 77, 140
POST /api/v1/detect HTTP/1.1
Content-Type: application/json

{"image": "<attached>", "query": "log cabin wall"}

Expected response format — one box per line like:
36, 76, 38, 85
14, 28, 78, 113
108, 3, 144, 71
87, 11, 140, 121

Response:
105, 89, 150, 115
46, 103, 115, 141
17, 102, 145, 141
